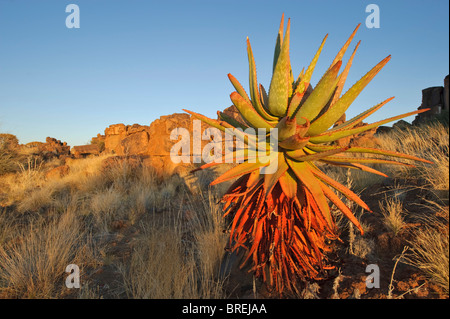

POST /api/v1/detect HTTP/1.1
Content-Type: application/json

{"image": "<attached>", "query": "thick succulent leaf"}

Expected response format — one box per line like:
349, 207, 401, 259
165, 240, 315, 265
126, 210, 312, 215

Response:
309, 108, 430, 143
318, 179, 364, 234
318, 155, 416, 167
259, 84, 269, 111
306, 143, 433, 164
264, 152, 288, 195
295, 60, 342, 124
307, 162, 371, 212
286, 91, 305, 118
278, 170, 298, 199
328, 97, 394, 132
230, 92, 276, 130
295, 34, 328, 95
288, 64, 294, 98
320, 161, 388, 177
286, 147, 349, 162
276, 116, 297, 141
308, 55, 391, 136
329, 41, 361, 107
217, 111, 249, 130
184, 109, 258, 148
247, 38, 278, 121
279, 134, 310, 150
292, 67, 305, 94
183, 109, 228, 132
329, 24, 361, 70
286, 159, 333, 228
273, 13, 285, 72
210, 148, 262, 169
228, 73, 251, 104
211, 159, 270, 185
268, 18, 291, 117
295, 117, 311, 137
246, 169, 261, 188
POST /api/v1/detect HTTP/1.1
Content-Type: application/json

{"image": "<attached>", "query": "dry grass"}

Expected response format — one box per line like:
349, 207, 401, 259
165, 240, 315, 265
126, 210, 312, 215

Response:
379, 195, 406, 235
119, 188, 228, 299
377, 123, 449, 193
0, 208, 96, 298
0, 152, 229, 299
403, 203, 449, 294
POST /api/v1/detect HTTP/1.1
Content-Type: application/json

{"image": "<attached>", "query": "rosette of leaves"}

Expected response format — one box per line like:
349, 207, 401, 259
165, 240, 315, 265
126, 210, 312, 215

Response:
184, 15, 431, 294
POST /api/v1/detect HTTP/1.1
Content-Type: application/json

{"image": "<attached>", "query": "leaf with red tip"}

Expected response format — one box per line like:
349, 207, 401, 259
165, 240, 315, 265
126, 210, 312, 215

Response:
264, 152, 288, 195
286, 147, 349, 162
320, 161, 389, 177
306, 143, 433, 164
228, 73, 251, 104
329, 41, 361, 107
329, 97, 395, 132
230, 92, 276, 130
278, 170, 298, 199
279, 134, 310, 150
309, 108, 430, 143
308, 55, 391, 135
318, 179, 364, 234
319, 155, 416, 167
286, 159, 333, 228
286, 91, 305, 118
247, 38, 278, 121
211, 160, 269, 186
307, 162, 371, 212
329, 24, 361, 70
295, 34, 328, 95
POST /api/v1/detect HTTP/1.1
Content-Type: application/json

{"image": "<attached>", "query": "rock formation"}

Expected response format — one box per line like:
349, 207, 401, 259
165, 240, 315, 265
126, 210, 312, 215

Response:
96, 112, 221, 175
71, 144, 100, 158
37, 137, 70, 159
412, 74, 449, 125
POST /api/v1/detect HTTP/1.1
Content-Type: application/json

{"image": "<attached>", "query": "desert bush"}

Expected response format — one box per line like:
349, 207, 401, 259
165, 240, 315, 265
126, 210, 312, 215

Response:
379, 195, 406, 235
377, 123, 449, 190
403, 204, 449, 294
120, 189, 228, 299
0, 208, 96, 298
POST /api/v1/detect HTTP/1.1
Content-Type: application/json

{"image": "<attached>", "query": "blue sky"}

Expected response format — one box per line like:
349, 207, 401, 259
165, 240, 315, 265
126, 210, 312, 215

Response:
0, 0, 448, 146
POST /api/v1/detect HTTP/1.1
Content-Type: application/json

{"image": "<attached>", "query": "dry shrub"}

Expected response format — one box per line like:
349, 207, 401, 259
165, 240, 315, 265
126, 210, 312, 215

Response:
377, 123, 449, 193
379, 195, 406, 235
0, 208, 95, 298
120, 189, 228, 299
403, 204, 449, 294
90, 187, 125, 232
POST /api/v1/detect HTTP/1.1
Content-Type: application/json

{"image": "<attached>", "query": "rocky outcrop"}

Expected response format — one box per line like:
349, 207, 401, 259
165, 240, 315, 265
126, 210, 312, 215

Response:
221, 105, 246, 126
99, 113, 219, 175
145, 113, 217, 175
103, 124, 151, 156
37, 137, 70, 159
71, 144, 100, 158
412, 74, 449, 125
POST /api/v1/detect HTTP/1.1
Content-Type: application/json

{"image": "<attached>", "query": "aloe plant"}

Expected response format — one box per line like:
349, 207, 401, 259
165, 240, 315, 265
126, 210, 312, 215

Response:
184, 14, 431, 294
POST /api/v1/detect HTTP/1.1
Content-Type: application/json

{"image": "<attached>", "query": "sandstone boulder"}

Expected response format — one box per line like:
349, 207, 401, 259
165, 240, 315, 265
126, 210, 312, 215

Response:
38, 137, 70, 159
71, 144, 100, 158
103, 123, 152, 156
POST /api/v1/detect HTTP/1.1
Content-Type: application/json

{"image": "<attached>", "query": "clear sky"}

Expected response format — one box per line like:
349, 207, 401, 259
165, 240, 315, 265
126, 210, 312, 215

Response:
0, 0, 448, 146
